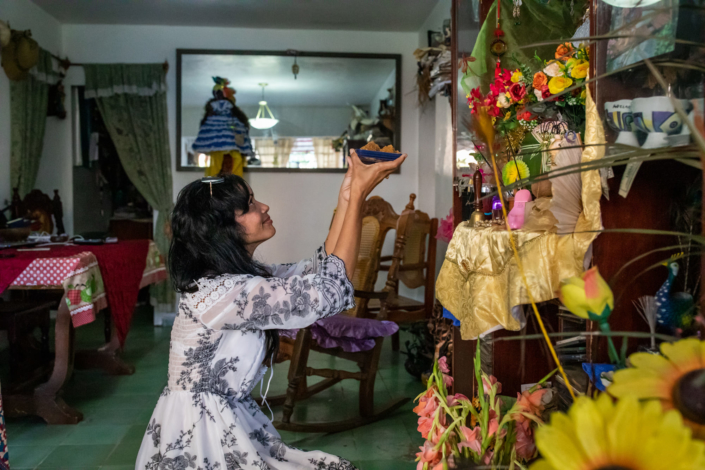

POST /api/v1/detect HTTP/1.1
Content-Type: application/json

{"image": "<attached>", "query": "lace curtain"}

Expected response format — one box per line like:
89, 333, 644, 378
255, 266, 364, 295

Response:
274, 138, 295, 167
252, 137, 276, 166
84, 63, 174, 306
313, 137, 340, 169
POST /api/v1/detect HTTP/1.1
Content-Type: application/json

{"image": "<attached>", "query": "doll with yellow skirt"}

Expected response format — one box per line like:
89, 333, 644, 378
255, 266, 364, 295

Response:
192, 77, 253, 177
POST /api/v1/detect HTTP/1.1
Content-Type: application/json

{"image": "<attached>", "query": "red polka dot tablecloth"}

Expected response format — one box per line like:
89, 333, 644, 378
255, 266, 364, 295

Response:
2, 241, 167, 335
10, 251, 106, 328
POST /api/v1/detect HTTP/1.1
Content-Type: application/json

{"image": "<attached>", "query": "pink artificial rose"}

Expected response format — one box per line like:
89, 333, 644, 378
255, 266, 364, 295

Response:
486, 410, 507, 439
515, 422, 537, 460
457, 426, 482, 454
446, 393, 471, 407
413, 395, 439, 418
481, 450, 494, 466
416, 441, 442, 470
438, 356, 450, 374
436, 211, 455, 244
430, 423, 448, 445
442, 373, 454, 388
417, 416, 434, 439
516, 388, 549, 416
482, 375, 502, 395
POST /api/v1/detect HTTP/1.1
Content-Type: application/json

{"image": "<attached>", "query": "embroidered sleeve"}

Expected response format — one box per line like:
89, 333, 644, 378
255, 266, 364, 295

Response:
187, 253, 354, 331
266, 244, 327, 278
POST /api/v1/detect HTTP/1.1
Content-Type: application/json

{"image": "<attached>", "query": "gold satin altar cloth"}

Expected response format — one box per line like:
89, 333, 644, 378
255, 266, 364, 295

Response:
437, 89, 604, 340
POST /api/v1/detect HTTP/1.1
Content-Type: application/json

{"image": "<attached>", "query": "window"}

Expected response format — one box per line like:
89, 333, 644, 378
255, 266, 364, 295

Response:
251, 137, 343, 169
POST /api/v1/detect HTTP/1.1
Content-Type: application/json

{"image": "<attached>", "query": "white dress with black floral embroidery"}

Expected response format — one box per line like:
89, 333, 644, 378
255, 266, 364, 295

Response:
135, 245, 358, 470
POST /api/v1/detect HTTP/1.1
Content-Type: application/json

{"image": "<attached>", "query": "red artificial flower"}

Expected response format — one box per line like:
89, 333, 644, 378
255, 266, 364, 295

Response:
471, 87, 483, 101
494, 63, 512, 85
541, 85, 551, 99
509, 82, 526, 102
489, 80, 506, 97
518, 110, 534, 121
487, 106, 503, 118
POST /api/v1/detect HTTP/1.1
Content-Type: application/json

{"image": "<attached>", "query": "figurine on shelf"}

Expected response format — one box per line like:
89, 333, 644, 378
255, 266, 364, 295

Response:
491, 195, 503, 221
469, 169, 485, 225
507, 189, 532, 229
655, 254, 695, 335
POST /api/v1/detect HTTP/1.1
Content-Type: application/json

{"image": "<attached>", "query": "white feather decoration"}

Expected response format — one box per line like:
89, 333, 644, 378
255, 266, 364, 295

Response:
549, 132, 583, 234
0, 20, 10, 48
634, 295, 658, 349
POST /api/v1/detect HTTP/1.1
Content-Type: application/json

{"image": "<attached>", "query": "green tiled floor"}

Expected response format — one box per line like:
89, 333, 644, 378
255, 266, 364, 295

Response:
4, 311, 424, 469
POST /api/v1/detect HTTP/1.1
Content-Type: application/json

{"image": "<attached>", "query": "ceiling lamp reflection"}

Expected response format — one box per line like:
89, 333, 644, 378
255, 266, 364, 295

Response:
250, 83, 279, 130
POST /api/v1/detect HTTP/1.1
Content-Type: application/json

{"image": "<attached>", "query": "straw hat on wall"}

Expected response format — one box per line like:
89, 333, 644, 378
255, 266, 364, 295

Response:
1, 26, 39, 81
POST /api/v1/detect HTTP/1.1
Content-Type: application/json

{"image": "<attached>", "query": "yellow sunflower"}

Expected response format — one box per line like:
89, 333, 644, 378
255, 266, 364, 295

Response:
531, 394, 705, 470
609, 337, 705, 439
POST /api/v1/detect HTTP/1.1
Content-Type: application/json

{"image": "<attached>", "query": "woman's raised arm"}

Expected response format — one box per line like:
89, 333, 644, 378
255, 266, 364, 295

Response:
324, 166, 352, 255
330, 151, 406, 279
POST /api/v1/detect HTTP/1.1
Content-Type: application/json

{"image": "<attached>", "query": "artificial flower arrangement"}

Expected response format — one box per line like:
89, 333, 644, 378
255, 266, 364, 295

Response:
463, 43, 590, 188
414, 346, 553, 469
466, 43, 589, 131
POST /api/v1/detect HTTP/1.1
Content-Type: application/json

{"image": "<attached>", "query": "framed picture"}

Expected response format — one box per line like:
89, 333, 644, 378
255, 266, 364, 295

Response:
428, 30, 445, 47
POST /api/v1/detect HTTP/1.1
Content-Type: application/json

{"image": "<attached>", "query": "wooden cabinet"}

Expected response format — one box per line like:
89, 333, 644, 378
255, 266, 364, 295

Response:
108, 218, 154, 241
449, 0, 703, 397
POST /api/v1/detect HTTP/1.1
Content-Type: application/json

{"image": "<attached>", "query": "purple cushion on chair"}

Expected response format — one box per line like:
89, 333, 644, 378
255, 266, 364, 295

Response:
310, 328, 377, 353
279, 329, 299, 340
279, 316, 398, 353
315, 315, 399, 340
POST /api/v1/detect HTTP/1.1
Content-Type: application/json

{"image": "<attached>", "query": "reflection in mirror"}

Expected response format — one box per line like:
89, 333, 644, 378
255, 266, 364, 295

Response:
177, 50, 401, 172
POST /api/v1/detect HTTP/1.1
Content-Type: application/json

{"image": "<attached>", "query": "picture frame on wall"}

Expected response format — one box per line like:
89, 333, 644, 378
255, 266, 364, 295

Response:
428, 30, 444, 47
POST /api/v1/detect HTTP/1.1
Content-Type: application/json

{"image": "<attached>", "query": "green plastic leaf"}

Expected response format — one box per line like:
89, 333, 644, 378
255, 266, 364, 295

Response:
80, 289, 92, 303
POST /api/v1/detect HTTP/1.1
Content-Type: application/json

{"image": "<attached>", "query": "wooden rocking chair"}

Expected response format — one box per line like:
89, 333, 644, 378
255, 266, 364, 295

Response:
367, 194, 439, 351
266, 197, 409, 433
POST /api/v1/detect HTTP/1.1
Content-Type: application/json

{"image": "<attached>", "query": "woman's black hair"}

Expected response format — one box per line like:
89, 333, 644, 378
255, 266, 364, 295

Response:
169, 174, 278, 361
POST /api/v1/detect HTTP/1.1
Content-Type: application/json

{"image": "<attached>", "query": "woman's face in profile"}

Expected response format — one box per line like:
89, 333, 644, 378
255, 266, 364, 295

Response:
235, 183, 275, 251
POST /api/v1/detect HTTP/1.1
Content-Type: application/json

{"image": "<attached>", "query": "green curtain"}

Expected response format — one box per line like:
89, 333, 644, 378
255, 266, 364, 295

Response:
10, 49, 56, 196
463, 0, 588, 94
84, 64, 174, 306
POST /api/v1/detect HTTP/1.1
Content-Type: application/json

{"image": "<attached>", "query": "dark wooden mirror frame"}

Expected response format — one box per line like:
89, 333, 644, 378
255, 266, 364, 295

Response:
176, 49, 402, 173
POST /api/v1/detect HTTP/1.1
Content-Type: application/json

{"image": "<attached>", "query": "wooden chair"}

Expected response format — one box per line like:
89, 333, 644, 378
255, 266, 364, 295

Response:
367, 194, 439, 351
266, 196, 408, 433
9, 188, 65, 235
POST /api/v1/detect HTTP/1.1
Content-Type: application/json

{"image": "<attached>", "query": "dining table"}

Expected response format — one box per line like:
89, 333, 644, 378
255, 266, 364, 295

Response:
0, 239, 167, 424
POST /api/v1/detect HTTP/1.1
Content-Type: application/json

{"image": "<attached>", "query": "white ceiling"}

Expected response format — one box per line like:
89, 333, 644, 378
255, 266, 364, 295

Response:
181, 54, 396, 108
30, 0, 440, 31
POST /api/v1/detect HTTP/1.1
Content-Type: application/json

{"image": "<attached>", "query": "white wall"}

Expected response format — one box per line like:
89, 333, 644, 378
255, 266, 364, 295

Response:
62, 25, 420, 266
416, 0, 454, 278
0, 0, 72, 233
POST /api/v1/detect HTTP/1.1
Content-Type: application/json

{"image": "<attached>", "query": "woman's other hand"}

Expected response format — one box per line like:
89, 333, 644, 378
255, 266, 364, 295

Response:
348, 150, 407, 200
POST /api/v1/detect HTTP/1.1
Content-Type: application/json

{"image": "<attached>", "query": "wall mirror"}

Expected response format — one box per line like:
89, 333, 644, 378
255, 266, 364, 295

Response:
177, 49, 401, 172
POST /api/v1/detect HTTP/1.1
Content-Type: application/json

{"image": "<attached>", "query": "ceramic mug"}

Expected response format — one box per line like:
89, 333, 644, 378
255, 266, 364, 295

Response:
631, 97, 683, 149
605, 100, 638, 147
